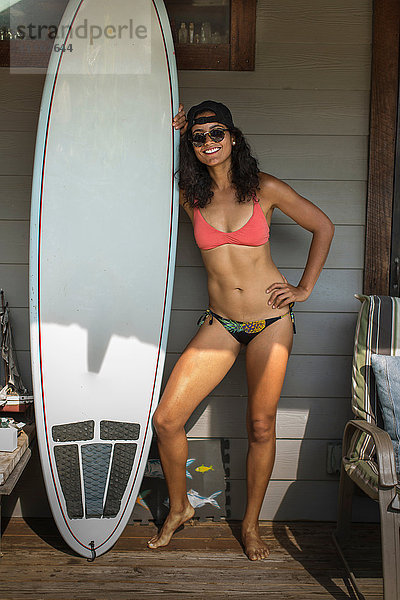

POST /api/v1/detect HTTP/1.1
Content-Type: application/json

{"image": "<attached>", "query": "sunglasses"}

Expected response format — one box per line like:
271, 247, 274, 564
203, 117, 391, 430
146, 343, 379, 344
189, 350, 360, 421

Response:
190, 128, 230, 147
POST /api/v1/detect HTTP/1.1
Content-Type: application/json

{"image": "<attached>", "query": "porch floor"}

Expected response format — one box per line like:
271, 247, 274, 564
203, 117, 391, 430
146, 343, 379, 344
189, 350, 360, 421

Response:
0, 518, 382, 599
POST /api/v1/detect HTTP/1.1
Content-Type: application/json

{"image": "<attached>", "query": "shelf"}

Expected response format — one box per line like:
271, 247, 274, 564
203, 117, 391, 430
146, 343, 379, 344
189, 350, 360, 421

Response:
167, 0, 229, 6
174, 43, 230, 70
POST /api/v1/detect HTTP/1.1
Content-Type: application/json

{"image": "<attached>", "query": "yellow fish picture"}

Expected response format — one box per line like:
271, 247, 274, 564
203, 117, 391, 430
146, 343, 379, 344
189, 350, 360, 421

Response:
195, 464, 214, 474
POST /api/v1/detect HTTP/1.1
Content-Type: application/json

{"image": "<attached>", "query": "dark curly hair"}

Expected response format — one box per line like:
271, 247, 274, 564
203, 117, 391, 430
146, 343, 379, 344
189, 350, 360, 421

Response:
177, 125, 260, 208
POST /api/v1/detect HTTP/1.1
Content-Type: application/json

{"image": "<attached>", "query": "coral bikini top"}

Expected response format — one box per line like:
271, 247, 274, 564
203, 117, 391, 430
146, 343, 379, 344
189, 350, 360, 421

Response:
193, 195, 270, 251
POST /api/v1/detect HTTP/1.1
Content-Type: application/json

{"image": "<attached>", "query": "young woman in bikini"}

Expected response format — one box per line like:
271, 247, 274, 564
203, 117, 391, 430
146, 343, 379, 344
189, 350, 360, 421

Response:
147, 101, 334, 561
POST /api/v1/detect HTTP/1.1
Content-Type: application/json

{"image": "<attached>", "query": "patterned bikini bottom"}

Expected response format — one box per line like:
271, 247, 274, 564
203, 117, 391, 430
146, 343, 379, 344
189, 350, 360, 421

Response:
197, 302, 296, 346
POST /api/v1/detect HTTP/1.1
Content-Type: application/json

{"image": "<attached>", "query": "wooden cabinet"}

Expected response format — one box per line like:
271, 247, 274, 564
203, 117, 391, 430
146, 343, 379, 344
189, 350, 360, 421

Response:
164, 0, 256, 71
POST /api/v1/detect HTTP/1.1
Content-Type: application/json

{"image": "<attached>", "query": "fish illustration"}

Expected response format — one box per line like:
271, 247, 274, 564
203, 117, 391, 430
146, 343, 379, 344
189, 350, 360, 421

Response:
163, 489, 222, 510
136, 489, 151, 511
195, 464, 214, 474
188, 489, 222, 509
186, 458, 195, 479
145, 458, 195, 479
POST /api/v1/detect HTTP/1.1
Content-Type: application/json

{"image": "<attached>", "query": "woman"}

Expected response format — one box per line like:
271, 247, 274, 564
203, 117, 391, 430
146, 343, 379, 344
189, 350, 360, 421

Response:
147, 101, 334, 560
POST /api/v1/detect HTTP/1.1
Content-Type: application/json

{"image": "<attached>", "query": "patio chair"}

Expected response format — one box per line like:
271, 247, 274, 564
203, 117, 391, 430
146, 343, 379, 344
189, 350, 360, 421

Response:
333, 294, 400, 600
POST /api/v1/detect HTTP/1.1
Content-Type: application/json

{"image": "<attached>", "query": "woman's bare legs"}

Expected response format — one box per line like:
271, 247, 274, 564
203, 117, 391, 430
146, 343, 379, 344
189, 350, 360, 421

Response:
148, 317, 241, 549
242, 315, 293, 560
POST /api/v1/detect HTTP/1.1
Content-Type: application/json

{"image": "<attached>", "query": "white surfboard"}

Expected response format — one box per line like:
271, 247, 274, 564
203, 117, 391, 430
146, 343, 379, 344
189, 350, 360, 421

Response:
29, 0, 179, 559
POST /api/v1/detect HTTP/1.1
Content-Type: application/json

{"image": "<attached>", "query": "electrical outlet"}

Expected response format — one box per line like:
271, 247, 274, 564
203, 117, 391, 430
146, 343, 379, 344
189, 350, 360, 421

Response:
326, 442, 342, 474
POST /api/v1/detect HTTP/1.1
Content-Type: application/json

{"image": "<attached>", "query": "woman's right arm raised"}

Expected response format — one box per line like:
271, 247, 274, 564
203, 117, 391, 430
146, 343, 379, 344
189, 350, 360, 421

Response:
179, 189, 194, 221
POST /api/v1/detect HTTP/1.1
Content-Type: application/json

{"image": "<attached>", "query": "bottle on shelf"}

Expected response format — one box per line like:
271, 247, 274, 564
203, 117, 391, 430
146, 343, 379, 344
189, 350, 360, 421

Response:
211, 30, 222, 44
189, 22, 194, 44
200, 23, 206, 43
203, 22, 212, 43
178, 22, 188, 44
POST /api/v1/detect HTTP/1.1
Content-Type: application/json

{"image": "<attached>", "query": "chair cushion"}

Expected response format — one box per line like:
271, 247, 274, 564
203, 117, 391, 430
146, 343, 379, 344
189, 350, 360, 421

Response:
370, 354, 400, 474
343, 455, 379, 499
352, 295, 400, 425
351, 295, 400, 464
343, 454, 400, 503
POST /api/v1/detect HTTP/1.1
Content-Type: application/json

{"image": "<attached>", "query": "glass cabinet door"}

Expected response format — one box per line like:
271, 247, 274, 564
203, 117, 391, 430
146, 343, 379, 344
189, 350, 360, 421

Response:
164, 0, 255, 71
166, 0, 230, 46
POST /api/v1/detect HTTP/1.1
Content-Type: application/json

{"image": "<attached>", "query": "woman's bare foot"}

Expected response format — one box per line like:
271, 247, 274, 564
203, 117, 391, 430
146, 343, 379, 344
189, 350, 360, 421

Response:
147, 503, 195, 549
241, 526, 270, 561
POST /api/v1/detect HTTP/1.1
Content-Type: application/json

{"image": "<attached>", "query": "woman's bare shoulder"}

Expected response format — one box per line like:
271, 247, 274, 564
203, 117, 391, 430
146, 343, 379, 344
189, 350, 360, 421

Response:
257, 171, 335, 233
256, 172, 282, 212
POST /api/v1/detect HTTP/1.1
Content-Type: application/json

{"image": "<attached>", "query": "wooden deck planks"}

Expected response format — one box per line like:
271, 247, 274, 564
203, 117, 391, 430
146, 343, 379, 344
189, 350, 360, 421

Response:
0, 518, 383, 599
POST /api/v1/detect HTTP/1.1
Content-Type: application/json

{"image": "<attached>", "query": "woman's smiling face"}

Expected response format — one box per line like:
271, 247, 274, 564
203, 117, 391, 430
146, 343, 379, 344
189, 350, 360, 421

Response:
190, 111, 234, 166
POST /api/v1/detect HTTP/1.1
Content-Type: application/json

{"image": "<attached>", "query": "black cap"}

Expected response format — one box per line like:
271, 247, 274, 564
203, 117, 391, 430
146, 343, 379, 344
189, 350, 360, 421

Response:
186, 100, 235, 132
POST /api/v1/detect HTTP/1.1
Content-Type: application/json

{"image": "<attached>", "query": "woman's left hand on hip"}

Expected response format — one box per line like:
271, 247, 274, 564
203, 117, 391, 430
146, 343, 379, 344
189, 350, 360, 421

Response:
266, 275, 310, 308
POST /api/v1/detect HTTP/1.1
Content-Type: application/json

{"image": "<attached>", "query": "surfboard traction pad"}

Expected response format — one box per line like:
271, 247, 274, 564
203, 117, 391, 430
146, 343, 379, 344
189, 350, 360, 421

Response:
52, 420, 140, 520
103, 443, 137, 518
53, 445, 84, 519
130, 439, 231, 524
100, 421, 140, 441
52, 420, 95, 443
81, 444, 112, 518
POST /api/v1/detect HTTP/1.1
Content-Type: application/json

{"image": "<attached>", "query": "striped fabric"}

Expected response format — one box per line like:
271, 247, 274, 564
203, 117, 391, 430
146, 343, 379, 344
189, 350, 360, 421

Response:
344, 295, 400, 498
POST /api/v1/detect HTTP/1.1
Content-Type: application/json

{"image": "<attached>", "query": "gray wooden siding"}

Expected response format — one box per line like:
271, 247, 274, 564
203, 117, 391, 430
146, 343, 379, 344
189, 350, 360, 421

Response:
1, 0, 373, 520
